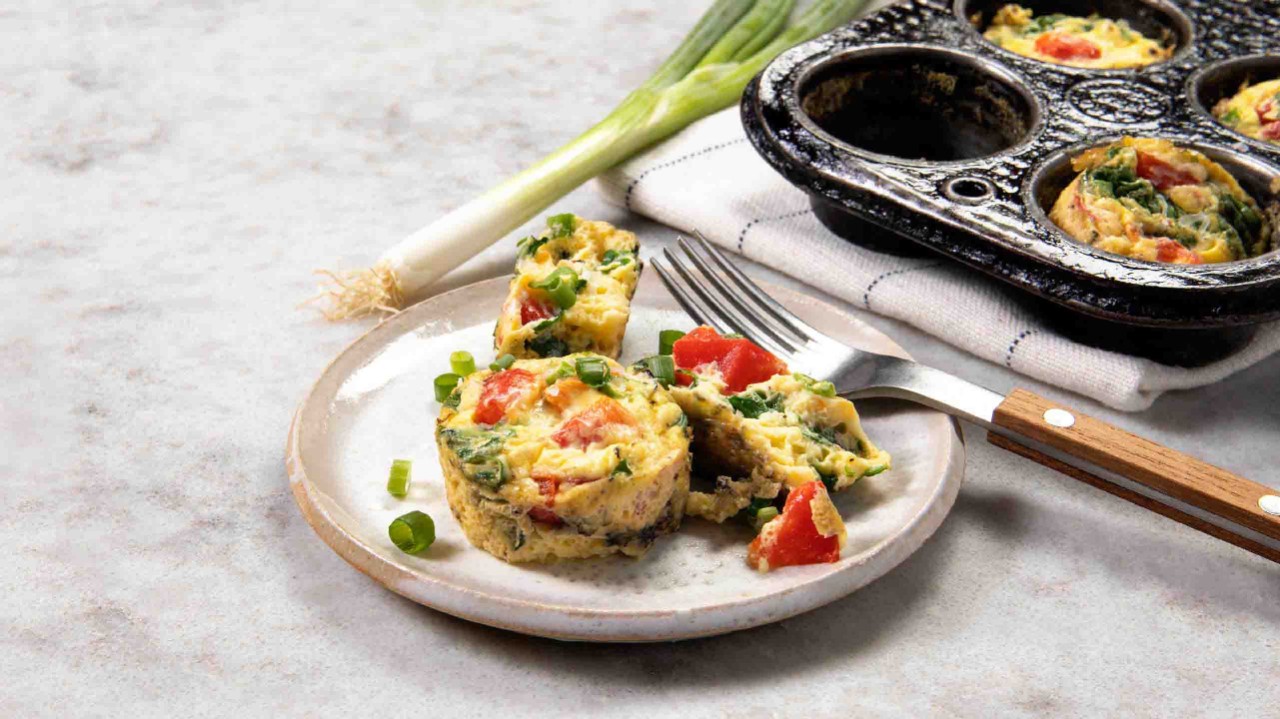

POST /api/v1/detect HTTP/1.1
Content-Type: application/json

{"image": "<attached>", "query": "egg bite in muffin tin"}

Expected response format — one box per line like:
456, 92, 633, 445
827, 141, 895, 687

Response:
437, 354, 690, 563
494, 214, 641, 360
741, 0, 1280, 365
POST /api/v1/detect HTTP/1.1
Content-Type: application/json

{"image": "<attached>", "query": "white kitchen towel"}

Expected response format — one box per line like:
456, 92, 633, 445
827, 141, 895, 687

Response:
596, 108, 1280, 412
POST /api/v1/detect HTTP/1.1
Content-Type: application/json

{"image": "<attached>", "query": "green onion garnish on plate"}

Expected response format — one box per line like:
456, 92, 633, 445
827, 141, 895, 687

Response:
529, 266, 581, 310
388, 510, 435, 554
450, 351, 476, 376
434, 373, 462, 402
575, 356, 611, 386
636, 355, 675, 386
386, 459, 412, 498
490, 354, 516, 371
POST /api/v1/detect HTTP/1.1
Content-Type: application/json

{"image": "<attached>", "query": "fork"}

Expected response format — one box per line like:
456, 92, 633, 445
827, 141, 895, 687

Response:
653, 233, 1280, 565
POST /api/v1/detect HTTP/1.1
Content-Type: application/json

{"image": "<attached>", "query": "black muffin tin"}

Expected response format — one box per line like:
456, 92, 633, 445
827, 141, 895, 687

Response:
741, 0, 1280, 364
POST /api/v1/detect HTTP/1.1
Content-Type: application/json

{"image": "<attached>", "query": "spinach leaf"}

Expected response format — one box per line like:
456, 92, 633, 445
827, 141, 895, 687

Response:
802, 425, 838, 445
527, 333, 569, 358
517, 235, 548, 259
440, 428, 509, 463
727, 391, 783, 419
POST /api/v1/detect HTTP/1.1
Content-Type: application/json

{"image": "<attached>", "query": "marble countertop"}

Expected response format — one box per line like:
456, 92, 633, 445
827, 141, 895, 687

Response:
5, 2, 1277, 716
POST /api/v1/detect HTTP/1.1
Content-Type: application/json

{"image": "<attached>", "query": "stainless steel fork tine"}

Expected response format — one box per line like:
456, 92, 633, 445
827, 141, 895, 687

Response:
651, 255, 730, 335
691, 231, 842, 350
660, 249, 798, 359
676, 236, 810, 348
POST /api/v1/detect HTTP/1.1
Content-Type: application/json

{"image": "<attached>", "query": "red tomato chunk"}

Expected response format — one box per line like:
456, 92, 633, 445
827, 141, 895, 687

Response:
474, 369, 538, 425
748, 481, 842, 570
1135, 152, 1198, 190
551, 398, 636, 448
1034, 31, 1100, 61
671, 326, 788, 393
520, 296, 557, 325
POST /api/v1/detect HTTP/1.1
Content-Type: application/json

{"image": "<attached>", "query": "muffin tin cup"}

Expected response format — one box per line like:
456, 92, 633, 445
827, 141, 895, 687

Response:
741, 0, 1280, 365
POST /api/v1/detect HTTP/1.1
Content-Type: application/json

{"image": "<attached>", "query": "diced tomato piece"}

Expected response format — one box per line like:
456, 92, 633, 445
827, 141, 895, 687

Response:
1257, 98, 1279, 125
748, 481, 842, 571
1155, 238, 1204, 264
544, 377, 590, 412
1261, 122, 1280, 141
718, 342, 789, 394
1034, 31, 1101, 61
1135, 152, 1199, 190
671, 326, 788, 393
474, 369, 538, 425
527, 506, 562, 526
672, 326, 738, 369
674, 370, 694, 387
520, 296, 556, 325
551, 398, 635, 448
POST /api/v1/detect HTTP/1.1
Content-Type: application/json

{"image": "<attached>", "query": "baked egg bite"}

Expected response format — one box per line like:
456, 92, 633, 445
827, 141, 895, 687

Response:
982, 4, 1172, 69
1213, 78, 1280, 145
659, 327, 891, 523
436, 354, 690, 563
1049, 137, 1274, 264
494, 214, 641, 360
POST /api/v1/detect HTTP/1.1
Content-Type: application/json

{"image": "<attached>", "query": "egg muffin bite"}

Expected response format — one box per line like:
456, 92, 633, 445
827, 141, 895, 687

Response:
436, 354, 690, 563
982, 4, 1172, 69
1213, 78, 1280, 145
494, 214, 641, 360
659, 327, 891, 524
1049, 137, 1274, 264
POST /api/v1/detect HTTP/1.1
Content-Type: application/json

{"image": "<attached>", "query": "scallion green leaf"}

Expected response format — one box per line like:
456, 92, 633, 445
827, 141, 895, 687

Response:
388, 510, 436, 554
634, 354, 675, 387
450, 351, 476, 376
659, 329, 686, 355
546, 213, 576, 238
489, 354, 516, 371
753, 505, 779, 530
529, 266, 581, 310
575, 356, 611, 387
545, 361, 574, 384
386, 459, 412, 499
434, 373, 462, 403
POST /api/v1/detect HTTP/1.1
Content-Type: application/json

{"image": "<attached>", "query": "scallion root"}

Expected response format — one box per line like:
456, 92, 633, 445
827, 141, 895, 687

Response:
310, 262, 403, 320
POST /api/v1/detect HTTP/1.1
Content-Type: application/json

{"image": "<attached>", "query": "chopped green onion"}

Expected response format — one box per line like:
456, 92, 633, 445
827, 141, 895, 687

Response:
490, 354, 516, 371
863, 464, 888, 477
575, 356, 611, 387
794, 372, 836, 397
613, 459, 632, 476
635, 354, 676, 386
546, 213, 576, 238
753, 506, 779, 529
469, 457, 509, 489
434, 373, 462, 403
532, 312, 563, 333
386, 459, 412, 499
517, 235, 549, 259
318, 0, 880, 320
450, 351, 476, 376
545, 361, 574, 384
529, 267, 581, 310
659, 329, 686, 355
388, 510, 436, 554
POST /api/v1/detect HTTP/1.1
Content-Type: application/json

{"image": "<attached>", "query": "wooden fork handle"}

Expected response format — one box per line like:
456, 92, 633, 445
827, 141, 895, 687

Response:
989, 389, 1280, 563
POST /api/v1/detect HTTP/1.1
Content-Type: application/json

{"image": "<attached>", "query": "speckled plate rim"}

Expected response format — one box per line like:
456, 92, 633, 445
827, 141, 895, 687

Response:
286, 276, 965, 642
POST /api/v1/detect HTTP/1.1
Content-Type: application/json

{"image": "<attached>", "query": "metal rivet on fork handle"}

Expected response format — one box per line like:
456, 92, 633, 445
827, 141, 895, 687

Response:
1043, 408, 1075, 428
1260, 495, 1280, 516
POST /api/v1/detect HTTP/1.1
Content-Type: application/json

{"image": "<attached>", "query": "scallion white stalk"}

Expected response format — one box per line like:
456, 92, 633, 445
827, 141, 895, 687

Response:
316, 0, 866, 319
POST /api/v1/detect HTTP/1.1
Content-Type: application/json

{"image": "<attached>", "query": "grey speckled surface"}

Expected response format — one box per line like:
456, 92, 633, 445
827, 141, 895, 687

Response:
2, 2, 1278, 717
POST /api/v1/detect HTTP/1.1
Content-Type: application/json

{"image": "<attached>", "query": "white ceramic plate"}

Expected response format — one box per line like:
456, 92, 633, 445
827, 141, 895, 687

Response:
287, 274, 964, 641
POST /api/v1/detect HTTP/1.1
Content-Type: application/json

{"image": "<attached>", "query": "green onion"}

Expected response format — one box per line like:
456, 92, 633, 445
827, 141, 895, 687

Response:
434, 373, 462, 403
529, 267, 581, 310
547, 213, 576, 238
450, 351, 476, 376
635, 354, 676, 386
794, 372, 836, 397
545, 361, 574, 384
863, 464, 888, 477
613, 459, 632, 476
386, 459, 412, 499
753, 506, 779, 529
469, 457, 509, 489
517, 234, 548, 259
575, 356, 611, 387
659, 329, 686, 355
490, 354, 516, 371
388, 510, 436, 554
532, 313, 563, 333
318, 0, 869, 320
